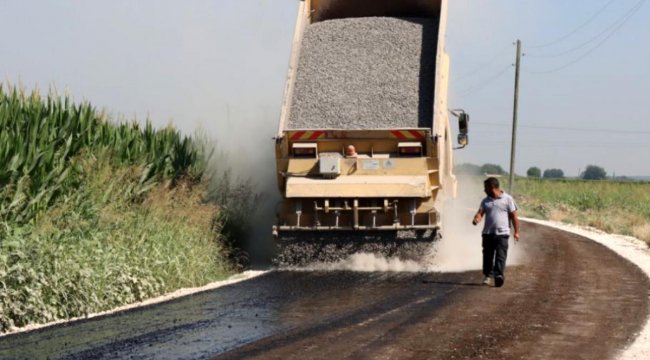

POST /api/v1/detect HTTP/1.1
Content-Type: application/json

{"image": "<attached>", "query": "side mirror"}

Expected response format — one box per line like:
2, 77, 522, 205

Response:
450, 109, 470, 149
457, 133, 468, 146
458, 113, 469, 135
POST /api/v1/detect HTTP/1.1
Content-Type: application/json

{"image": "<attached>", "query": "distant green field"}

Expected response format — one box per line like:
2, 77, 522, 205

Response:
511, 178, 650, 246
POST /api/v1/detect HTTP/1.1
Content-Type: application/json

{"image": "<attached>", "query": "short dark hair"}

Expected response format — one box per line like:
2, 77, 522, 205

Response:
484, 177, 500, 189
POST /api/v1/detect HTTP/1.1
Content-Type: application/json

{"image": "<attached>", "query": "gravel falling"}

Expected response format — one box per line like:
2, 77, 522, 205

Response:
288, 17, 439, 130
274, 230, 439, 267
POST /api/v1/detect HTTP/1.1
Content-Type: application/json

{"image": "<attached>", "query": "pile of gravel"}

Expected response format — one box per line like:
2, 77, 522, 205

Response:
287, 17, 439, 130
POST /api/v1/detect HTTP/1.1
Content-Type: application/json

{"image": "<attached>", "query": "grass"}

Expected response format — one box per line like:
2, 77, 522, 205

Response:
0, 85, 251, 332
510, 178, 650, 246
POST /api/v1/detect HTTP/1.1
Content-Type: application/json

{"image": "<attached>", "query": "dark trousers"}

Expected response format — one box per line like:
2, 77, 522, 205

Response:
482, 234, 510, 278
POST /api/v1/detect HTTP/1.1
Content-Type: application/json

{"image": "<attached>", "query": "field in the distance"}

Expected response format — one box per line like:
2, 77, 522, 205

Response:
513, 178, 650, 246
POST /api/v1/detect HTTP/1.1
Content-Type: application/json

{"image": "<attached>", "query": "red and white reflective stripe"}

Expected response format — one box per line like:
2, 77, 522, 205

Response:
288, 130, 426, 141
390, 130, 425, 140
289, 131, 325, 141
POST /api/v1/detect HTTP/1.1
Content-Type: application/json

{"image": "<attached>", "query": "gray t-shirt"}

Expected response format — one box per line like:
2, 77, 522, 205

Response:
480, 192, 518, 235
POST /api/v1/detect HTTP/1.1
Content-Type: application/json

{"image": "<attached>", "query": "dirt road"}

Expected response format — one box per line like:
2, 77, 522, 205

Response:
0, 222, 648, 359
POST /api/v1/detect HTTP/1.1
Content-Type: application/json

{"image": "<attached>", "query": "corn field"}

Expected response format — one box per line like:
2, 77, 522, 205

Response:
0, 85, 232, 332
0, 84, 207, 224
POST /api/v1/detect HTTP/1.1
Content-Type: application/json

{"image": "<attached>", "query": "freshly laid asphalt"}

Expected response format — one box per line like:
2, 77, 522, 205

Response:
0, 222, 648, 360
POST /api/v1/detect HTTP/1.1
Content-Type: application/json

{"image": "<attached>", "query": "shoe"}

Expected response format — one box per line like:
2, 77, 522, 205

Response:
495, 275, 505, 288
482, 276, 491, 286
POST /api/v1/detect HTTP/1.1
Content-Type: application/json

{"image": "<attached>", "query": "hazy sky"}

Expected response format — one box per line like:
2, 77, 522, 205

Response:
2, 0, 649, 176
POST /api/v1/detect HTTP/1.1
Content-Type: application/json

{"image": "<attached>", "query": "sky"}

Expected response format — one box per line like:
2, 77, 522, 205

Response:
1, 0, 649, 177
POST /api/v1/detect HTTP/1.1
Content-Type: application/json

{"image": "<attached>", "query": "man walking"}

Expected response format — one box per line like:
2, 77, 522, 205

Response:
472, 177, 520, 287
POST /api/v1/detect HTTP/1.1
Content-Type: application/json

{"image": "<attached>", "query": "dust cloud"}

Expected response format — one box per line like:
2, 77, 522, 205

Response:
427, 176, 485, 272
202, 105, 281, 267
431, 176, 526, 272
300, 253, 426, 273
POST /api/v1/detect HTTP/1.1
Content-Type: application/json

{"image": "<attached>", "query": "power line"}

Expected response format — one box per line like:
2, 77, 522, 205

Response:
526, 0, 646, 59
456, 65, 513, 98
472, 121, 650, 135
470, 142, 650, 148
528, 0, 617, 49
526, 0, 646, 74
455, 43, 513, 81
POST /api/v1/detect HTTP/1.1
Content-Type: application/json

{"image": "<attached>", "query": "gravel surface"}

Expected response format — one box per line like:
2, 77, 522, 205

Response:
522, 218, 650, 360
1, 223, 648, 359
0, 271, 267, 338
221, 222, 650, 360
288, 17, 439, 130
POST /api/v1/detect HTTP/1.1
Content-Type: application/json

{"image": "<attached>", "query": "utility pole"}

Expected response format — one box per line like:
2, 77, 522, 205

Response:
508, 39, 522, 194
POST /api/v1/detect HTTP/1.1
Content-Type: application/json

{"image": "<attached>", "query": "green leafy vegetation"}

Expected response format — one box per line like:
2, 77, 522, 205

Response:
512, 178, 650, 246
542, 168, 564, 179
526, 167, 541, 178
581, 165, 607, 180
0, 85, 244, 332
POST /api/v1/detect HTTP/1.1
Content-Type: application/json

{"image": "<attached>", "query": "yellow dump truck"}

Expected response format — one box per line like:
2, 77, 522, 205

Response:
273, 0, 468, 264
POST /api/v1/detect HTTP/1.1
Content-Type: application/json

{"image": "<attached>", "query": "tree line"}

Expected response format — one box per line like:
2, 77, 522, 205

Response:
457, 163, 609, 180
527, 165, 608, 180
